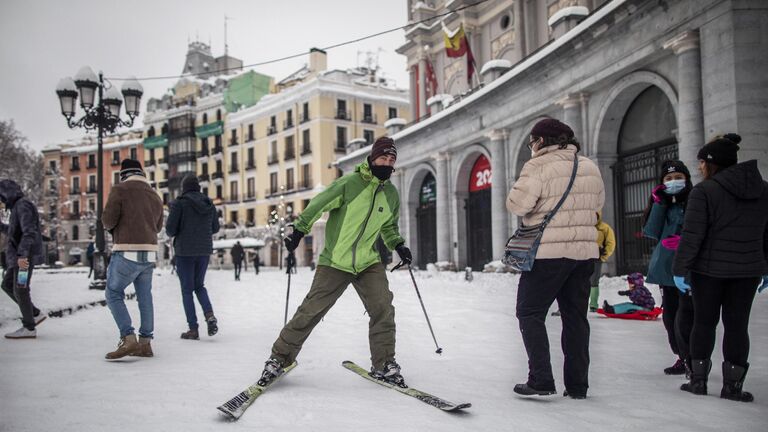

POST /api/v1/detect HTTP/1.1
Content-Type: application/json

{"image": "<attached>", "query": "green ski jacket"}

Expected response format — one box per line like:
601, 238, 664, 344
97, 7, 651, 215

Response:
294, 160, 404, 275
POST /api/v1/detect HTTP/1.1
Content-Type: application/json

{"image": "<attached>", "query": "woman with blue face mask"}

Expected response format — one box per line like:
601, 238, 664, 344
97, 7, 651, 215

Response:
641, 160, 694, 377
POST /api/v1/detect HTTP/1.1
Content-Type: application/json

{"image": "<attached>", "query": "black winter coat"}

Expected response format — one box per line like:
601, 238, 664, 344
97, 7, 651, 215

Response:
230, 243, 244, 263
673, 160, 768, 279
165, 191, 220, 257
0, 181, 44, 268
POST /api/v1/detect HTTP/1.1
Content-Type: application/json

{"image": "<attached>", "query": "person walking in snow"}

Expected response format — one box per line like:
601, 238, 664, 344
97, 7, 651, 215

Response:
589, 212, 615, 312
255, 136, 412, 388
673, 134, 768, 403
0, 179, 47, 339
253, 252, 260, 275
166, 175, 220, 340
231, 241, 244, 281
642, 160, 694, 376
602, 272, 655, 314
101, 159, 164, 359
507, 118, 605, 400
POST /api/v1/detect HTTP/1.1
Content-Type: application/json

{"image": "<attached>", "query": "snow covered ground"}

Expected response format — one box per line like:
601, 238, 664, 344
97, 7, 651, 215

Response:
1, 266, 766, 432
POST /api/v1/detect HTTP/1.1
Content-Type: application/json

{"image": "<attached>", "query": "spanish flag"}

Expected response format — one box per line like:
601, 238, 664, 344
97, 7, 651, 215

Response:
443, 23, 468, 58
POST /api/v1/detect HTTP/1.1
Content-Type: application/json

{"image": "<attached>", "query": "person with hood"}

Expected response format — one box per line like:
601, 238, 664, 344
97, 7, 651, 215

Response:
0, 179, 47, 338
166, 175, 220, 340
507, 118, 605, 400
101, 160, 164, 359
642, 160, 694, 376
254, 136, 412, 388
673, 134, 768, 403
230, 241, 244, 281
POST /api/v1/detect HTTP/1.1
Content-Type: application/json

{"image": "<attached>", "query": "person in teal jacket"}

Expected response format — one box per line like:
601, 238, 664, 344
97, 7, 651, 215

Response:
642, 160, 693, 376
255, 136, 412, 388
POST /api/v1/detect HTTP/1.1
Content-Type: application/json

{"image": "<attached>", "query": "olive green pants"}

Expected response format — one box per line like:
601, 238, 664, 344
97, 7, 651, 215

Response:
270, 263, 396, 370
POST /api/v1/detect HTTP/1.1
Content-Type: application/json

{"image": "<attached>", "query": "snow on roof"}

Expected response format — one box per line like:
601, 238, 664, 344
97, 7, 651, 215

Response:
548, 6, 590, 27
480, 59, 513, 75
384, 118, 407, 128
212, 237, 266, 250
337, 0, 627, 167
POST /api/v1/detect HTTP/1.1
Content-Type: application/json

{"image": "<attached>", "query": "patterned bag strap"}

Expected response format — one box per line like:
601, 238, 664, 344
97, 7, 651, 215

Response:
542, 154, 580, 226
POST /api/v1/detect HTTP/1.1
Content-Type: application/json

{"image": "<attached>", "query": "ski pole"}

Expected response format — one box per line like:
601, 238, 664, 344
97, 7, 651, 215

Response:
284, 268, 291, 326
400, 262, 443, 355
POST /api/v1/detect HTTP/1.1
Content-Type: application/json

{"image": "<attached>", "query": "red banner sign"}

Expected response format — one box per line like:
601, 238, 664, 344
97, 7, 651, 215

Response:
469, 155, 491, 192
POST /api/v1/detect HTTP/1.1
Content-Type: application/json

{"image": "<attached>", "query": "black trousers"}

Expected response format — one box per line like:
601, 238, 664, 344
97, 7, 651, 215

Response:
233, 261, 242, 279
1, 265, 40, 330
516, 258, 593, 394
690, 273, 759, 366
660, 285, 694, 360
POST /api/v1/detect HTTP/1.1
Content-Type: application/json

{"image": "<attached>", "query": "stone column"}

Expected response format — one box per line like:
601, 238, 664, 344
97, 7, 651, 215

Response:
594, 154, 618, 275
418, 53, 428, 121
559, 94, 583, 146
434, 152, 451, 263
486, 129, 510, 259
664, 31, 704, 183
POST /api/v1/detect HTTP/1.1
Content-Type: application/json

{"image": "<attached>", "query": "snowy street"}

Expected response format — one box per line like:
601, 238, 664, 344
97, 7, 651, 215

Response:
1, 267, 766, 432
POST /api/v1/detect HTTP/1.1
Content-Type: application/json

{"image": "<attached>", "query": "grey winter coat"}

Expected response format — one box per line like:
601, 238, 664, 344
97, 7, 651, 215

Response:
0, 180, 44, 268
166, 191, 220, 257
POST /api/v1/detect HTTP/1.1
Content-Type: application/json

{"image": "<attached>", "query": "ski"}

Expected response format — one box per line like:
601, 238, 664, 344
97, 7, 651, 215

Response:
217, 361, 298, 421
342, 360, 471, 412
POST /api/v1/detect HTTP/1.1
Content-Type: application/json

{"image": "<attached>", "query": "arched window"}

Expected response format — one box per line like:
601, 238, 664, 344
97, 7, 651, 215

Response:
147, 126, 155, 138
203, 113, 208, 124
72, 225, 79, 241
216, 109, 222, 122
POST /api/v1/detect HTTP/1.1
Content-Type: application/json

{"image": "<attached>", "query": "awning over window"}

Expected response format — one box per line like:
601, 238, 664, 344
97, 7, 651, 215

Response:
196, 121, 224, 138
143, 135, 168, 149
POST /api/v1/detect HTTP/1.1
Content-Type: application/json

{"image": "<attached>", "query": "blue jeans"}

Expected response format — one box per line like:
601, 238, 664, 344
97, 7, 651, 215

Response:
175, 256, 214, 330
105, 253, 155, 338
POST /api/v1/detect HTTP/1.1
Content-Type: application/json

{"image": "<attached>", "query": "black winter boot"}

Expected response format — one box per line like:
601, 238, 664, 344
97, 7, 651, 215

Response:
664, 358, 687, 375
720, 362, 754, 402
680, 359, 710, 395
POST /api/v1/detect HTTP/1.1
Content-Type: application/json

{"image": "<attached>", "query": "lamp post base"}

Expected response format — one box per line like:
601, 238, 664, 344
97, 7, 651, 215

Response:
89, 251, 108, 290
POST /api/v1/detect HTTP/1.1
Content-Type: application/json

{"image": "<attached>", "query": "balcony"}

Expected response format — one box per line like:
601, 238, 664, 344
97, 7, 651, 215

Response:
265, 187, 279, 198
268, 154, 279, 165
361, 114, 377, 124
157, 158, 169, 169
44, 168, 58, 176
47, 189, 58, 196
246, 160, 256, 170
267, 125, 277, 136
197, 173, 210, 182
87, 186, 97, 194
158, 180, 169, 190
284, 147, 296, 161
145, 159, 156, 167
212, 145, 223, 161
334, 141, 347, 152
212, 172, 224, 184
335, 109, 351, 120
300, 176, 313, 190
243, 191, 257, 202
283, 119, 294, 130
111, 159, 121, 166
198, 148, 209, 158
87, 162, 97, 169
285, 181, 295, 191
70, 164, 81, 172
225, 194, 240, 204
301, 144, 311, 156
69, 189, 81, 195
300, 112, 310, 124
229, 165, 240, 174
230, 137, 239, 147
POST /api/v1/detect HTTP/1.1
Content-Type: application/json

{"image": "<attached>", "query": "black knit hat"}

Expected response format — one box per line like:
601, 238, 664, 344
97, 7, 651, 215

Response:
697, 133, 741, 168
659, 160, 691, 182
120, 159, 143, 177
182, 174, 200, 194
370, 136, 397, 162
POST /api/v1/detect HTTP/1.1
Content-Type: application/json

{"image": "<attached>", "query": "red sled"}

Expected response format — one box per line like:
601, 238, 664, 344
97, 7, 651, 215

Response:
597, 307, 663, 321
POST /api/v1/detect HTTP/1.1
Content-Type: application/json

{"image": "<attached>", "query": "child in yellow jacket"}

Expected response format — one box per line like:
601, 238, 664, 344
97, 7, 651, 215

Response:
590, 212, 616, 311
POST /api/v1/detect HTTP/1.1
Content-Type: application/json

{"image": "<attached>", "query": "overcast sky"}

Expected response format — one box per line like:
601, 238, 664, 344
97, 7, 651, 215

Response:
0, 0, 411, 152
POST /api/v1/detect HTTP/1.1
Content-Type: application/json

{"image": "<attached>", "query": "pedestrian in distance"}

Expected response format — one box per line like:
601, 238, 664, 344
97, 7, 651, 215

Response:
86, 238, 95, 278
673, 134, 768, 403
255, 136, 413, 388
231, 241, 244, 281
507, 118, 605, 400
166, 175, 220, 340
0, 179, 47, 339
642, 159, 694, 376
101, 159, 164, 360
253, 252, 260, 275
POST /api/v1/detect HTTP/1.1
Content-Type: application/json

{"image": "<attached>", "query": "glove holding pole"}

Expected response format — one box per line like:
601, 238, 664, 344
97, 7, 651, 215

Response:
282, 226, 304, 326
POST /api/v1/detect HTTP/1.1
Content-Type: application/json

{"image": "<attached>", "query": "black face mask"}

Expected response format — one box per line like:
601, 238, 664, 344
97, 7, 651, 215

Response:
370, 164, 395, 181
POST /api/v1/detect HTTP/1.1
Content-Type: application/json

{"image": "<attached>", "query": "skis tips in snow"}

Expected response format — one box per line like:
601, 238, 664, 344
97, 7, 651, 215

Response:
217, 361, 298, 421
342, 360, 471, 412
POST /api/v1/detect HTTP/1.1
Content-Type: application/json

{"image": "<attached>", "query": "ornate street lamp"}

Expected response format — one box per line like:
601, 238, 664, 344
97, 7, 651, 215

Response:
267, 186, 295, 270
55, 67, 143, 289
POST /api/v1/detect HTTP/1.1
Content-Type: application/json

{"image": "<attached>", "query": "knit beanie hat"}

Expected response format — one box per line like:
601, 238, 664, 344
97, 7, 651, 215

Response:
119, 159, 144, 181
370, 136, 397, 162
659, 160, 691, 181
697, 133, 741, 168
182, 174, 201, 194
530, 118, 574, 140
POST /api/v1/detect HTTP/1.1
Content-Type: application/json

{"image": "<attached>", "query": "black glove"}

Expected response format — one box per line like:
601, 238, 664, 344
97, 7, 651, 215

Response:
284, 230, 305, 252
618, 290, 630, 296
395, 243, 412, 265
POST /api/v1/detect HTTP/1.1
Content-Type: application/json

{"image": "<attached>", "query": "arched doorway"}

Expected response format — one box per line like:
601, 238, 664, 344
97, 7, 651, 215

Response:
613, 86, 678, 274
466, 155, 493, 270
416, 173, 437, 269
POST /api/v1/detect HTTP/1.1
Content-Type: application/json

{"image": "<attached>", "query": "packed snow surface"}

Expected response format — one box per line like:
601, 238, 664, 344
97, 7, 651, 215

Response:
1, 267, 766, 431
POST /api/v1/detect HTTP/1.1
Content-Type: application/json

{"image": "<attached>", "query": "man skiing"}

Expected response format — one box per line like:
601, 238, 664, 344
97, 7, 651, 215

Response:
256, 136, 412, 388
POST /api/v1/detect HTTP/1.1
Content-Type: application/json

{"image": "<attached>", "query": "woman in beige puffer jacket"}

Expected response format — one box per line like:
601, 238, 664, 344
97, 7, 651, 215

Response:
507, 118, 605, 400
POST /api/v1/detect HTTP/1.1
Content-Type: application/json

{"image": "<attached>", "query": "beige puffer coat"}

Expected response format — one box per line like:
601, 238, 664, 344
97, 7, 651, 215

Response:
506, 144, 605, 261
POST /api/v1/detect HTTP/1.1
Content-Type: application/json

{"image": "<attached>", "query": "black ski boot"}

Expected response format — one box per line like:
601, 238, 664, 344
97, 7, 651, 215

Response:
720, 362, 754, 402
680, 359, 710, 395
514, 382, 556, 397
370, 360, 407, 388
257, 358, 285, 387
664, 358, 687, 375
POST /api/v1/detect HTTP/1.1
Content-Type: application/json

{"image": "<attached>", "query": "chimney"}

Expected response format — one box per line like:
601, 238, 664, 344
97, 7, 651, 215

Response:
384, 118, 407, 135
309, 47, 327, 73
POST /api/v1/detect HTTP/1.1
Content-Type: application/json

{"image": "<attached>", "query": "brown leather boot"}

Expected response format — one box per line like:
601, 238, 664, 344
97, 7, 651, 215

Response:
180, 328, 199, 340
105, 334, 140, 360
130, 336, 154, 357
